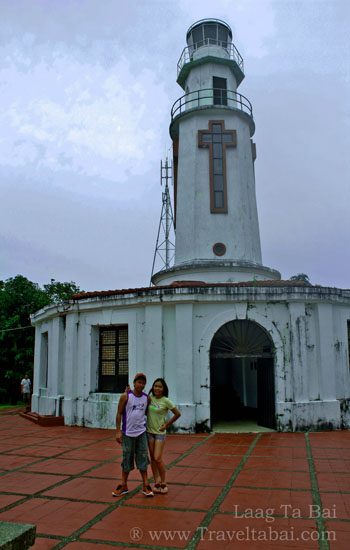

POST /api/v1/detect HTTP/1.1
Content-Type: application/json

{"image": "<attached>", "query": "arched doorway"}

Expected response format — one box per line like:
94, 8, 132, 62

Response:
210, 319, 275, 429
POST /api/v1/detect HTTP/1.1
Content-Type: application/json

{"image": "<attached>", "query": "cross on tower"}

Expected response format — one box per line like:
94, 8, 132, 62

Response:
198, 120, 236, 213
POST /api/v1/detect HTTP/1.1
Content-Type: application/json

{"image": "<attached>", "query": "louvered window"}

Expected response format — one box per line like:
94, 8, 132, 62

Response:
99, 326, 128, 392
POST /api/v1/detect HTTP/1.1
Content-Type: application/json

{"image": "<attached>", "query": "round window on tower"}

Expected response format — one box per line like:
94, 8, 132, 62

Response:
213, 242, 226, 256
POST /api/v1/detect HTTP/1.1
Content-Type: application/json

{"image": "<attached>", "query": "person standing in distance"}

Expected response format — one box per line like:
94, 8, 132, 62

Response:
21, 374, 31, 409
113, 373, 154, 497
147, 378, 181, 494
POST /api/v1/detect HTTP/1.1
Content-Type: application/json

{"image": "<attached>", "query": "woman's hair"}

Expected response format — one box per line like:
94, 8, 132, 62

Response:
150, 378, 169, 397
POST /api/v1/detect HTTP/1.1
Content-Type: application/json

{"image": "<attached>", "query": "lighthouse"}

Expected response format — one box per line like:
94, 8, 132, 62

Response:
31, 18, 350, 434
152, 19, 280, 285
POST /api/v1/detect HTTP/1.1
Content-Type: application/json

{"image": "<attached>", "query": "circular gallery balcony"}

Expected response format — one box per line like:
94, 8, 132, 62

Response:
169, 87, 255, 138
177, 40, 244, 89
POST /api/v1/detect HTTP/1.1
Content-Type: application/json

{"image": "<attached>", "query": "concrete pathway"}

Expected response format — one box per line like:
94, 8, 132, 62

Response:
0, 415, 349, 549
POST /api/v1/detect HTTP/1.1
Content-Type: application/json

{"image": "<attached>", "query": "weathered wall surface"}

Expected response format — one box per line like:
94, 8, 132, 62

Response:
31, 286, 350, 431
175, 109, 261, 266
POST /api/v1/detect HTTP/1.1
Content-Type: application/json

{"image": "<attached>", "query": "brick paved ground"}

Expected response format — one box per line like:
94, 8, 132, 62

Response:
0, 415, 349, 549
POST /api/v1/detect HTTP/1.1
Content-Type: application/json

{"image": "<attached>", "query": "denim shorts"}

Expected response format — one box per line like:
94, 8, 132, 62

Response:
121, 432, 149, 473
147, 432, 167, 441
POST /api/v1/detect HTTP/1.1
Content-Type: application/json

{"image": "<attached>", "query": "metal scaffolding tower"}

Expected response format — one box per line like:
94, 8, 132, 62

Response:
150, 159, 175, 284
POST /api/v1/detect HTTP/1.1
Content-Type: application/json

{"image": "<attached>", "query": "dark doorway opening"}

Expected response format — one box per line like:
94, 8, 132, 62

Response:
210, 320, 275, 430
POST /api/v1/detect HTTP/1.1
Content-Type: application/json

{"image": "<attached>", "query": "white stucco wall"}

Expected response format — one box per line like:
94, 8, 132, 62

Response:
31, 285, 350, 432
185, 60, 238, 96
174, 108, 262, 267
152, 261, 281, 285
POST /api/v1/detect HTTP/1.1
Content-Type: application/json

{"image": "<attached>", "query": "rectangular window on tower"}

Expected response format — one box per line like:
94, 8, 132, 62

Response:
99, 326, 129, 393
213, 76, 227, 106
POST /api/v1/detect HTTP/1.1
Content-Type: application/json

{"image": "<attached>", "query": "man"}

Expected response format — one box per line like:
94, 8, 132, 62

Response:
113, 373, 154, 497
21, 374, 31, 409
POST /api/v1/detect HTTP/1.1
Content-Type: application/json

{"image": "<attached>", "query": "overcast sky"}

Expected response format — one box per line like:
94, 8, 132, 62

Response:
1, 0, 349, 292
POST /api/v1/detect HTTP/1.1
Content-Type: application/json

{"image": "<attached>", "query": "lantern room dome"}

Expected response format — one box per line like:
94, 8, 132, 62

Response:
177, 18, 244, 90
186, 19, 233, 51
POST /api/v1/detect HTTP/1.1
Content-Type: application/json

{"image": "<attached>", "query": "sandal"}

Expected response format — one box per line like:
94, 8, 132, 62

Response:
153, 483, 162, 494
160, 483, 168, 494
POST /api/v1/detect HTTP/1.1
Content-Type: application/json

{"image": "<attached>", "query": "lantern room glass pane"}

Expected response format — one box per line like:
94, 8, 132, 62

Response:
218, 25, 229, 46
192, 27, 203, 47
204, 23, 217, 44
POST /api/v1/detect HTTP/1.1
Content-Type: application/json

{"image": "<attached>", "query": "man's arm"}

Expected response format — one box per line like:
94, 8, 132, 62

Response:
116, 393, 128, 444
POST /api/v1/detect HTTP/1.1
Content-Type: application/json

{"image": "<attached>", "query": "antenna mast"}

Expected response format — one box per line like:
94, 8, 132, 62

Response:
150, 158, 175, 285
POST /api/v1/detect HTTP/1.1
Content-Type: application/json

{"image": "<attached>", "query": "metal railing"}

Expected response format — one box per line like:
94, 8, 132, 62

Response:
171, 88, 253, 121
177, 39, 244, 77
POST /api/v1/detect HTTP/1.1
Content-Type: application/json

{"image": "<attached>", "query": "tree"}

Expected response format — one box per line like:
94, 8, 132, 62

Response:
0, 276, 45, 404
289, 273, 312, 285
43, 279, 81, 303
0, 275, 82, 404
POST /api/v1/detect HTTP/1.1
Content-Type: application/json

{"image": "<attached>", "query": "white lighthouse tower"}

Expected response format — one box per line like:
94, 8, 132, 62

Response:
152, 19, 280, 285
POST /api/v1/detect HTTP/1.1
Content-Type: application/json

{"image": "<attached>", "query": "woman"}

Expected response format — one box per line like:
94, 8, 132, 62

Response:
147, 378, 181, 494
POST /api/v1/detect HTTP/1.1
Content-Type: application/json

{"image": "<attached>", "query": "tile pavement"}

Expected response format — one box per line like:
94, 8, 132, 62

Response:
0, 415, 349, 549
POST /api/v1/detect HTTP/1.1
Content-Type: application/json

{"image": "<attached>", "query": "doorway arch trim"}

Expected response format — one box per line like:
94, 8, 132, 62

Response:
198, 306, 285, 415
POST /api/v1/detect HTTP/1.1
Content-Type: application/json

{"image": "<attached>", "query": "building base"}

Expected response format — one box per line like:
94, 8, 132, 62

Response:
152, 259, 281, 285
276, 400, 350, 432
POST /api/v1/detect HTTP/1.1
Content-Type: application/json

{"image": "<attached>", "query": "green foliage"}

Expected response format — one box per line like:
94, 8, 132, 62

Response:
289, 273, 312, 285
0, 275, 82, 404
43, 279, 81, 303
0, 402, 26, 410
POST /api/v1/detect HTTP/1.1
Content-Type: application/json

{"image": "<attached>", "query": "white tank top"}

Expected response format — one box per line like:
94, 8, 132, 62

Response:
122, 391, 148, 437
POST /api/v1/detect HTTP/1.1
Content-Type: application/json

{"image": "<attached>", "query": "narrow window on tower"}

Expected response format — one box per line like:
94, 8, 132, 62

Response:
198, 120, 236, 213
212, 124, 224, 209
99, 326, 128, 393
213, 76, 227, 106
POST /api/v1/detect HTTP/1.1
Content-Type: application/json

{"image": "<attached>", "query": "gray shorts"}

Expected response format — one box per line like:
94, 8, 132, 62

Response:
147, 432, 167, 441
121, 432, 149, 473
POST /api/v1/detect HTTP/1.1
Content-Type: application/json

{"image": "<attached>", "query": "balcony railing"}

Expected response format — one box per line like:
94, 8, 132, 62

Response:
177, 39, 244, 77
171, 88, 253, 121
